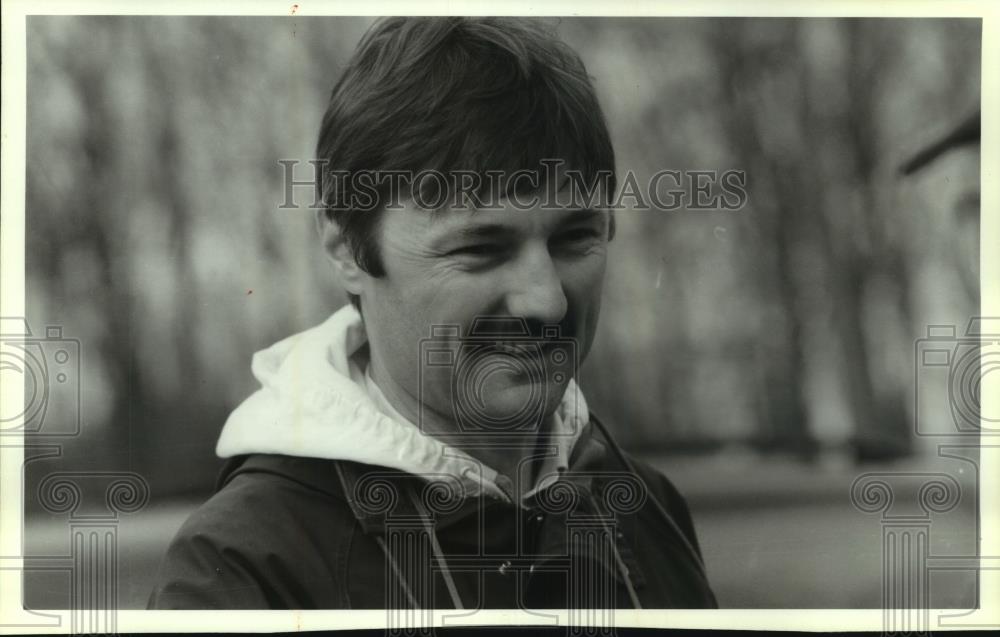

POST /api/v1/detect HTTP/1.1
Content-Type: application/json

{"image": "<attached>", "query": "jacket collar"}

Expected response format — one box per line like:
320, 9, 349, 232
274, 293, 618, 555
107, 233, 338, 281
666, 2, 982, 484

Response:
332, 420, 610, 532
217, 419, 648, 592
216, 304, 590, 501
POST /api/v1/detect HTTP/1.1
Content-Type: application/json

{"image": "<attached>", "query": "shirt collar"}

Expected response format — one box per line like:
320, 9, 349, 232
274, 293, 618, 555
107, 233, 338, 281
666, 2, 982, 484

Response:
361, 357, 587, 504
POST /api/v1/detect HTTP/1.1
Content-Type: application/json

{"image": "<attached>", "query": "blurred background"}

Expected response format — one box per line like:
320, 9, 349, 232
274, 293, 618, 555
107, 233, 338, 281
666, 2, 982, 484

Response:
20, 16, 983, 609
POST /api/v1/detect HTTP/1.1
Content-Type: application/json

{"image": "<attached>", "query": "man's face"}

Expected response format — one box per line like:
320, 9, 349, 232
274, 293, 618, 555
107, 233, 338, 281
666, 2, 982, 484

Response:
918, 147, 980, 306
356, 191, 610, 436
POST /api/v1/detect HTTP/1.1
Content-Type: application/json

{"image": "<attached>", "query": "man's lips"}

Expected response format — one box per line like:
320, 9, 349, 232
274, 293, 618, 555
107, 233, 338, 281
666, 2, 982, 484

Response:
477, 342, 569, 372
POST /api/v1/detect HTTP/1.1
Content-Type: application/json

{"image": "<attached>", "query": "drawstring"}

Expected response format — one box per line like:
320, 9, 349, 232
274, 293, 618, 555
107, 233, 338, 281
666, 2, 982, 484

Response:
377, 482, 641, 610
374, 535, 421, 608
371, 486, 465, 610
408, 488, 466, 610
362, 413, 706, 611
595, 508, 643, 609
589, 413, 716, 597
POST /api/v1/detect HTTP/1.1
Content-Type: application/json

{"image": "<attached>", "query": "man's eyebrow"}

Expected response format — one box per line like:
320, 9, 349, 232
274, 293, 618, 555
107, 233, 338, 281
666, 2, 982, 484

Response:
557, 208, 605, 226
430, 221, 518, 243
450, 223, 518, 240
427, 208, 606, 245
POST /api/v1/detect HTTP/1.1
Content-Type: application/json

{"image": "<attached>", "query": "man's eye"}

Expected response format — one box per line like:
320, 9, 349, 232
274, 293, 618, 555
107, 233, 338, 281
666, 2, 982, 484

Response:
448, 244, 504, 257
556, 228, 602, 243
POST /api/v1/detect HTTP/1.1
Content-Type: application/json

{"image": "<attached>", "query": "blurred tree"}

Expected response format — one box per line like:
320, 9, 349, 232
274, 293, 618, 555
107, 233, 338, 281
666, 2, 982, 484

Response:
23, 17, 981, 499
708, 19, 816, 458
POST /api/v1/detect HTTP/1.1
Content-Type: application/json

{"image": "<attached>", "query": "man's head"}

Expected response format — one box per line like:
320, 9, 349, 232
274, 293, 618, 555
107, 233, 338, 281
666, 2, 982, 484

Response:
901, 109, 980, 303
315, 17, 616, 434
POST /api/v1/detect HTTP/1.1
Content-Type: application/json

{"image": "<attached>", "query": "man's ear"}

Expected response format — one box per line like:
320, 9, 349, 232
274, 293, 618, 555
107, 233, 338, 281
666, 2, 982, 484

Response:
316, 210, 365, 296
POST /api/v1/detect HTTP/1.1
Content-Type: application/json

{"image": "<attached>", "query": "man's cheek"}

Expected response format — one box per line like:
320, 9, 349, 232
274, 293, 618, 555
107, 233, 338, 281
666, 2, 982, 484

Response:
420, 284, 500, 328
566, 294, 604, 364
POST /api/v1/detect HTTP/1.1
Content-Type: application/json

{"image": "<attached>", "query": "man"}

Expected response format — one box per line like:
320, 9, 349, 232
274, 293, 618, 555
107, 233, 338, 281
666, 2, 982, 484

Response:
900, 108, 980, 302
148, 16, 717, 610
900, 109, 981, 449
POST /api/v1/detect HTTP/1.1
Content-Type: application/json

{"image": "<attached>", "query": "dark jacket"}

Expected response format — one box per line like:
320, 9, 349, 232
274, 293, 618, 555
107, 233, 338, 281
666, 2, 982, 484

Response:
147, 418, 717, 610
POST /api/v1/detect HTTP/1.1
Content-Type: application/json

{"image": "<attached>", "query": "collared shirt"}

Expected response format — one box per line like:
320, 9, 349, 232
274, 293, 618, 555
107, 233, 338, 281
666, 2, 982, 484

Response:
362, 362, 582, 503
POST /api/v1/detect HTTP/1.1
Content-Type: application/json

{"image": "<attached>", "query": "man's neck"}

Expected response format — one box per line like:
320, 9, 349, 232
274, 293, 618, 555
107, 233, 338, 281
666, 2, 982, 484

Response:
367, 359, 548, 498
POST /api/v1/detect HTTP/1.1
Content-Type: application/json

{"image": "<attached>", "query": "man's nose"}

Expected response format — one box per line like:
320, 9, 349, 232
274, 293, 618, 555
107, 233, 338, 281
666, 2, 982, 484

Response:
502, 243, 568, 325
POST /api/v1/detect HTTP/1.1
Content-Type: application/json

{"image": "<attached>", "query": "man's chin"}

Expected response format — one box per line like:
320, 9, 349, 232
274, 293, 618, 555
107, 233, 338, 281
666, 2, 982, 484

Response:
464, 376, 567, 432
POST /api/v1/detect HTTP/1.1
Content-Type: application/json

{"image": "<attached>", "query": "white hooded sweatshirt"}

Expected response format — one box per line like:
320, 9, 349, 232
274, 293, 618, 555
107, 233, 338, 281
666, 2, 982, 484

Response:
216, 304, 590, 503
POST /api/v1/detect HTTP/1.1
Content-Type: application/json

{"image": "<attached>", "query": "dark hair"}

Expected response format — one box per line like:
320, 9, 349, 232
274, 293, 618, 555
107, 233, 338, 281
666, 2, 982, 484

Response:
316, 17, 617, 310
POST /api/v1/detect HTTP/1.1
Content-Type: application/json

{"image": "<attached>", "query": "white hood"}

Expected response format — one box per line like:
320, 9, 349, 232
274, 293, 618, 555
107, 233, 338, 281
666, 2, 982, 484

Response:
216, 304, 590, 501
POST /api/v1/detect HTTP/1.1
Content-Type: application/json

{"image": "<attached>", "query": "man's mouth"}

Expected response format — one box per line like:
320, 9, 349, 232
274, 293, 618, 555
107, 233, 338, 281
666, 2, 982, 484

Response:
489, 341, 547, 359
493, 341, 529, 354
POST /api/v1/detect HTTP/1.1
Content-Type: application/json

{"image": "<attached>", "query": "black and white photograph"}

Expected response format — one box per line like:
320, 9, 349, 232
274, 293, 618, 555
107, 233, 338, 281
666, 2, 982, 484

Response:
1, 1, 996, 634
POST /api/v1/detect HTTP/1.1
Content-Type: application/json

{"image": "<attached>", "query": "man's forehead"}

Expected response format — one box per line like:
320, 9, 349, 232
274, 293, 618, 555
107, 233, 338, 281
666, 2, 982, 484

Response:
423, 205, 605, 234
434, 174, 604, 214
381, 171, 611, 238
